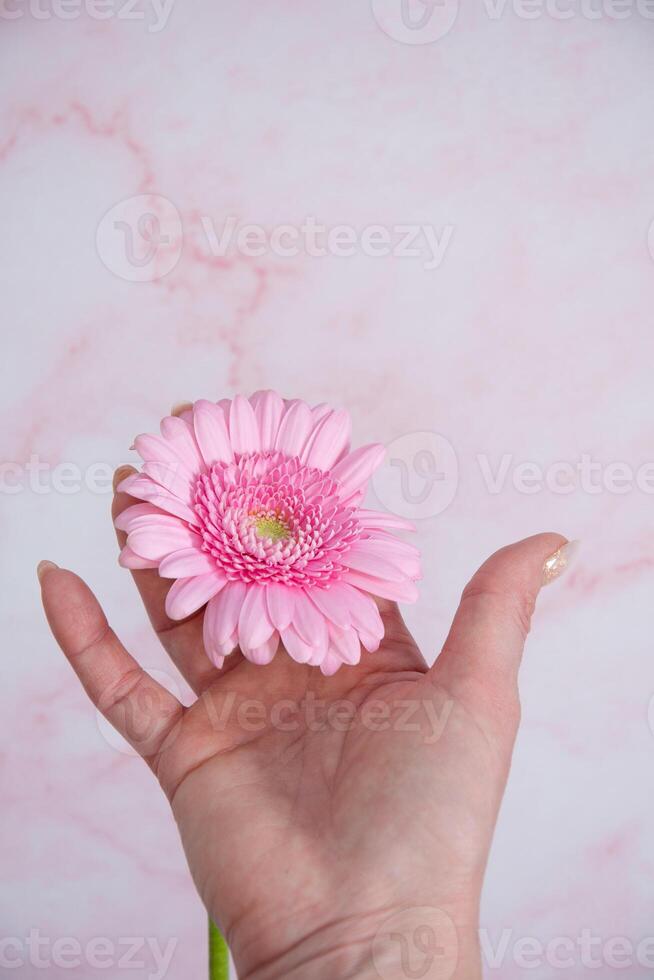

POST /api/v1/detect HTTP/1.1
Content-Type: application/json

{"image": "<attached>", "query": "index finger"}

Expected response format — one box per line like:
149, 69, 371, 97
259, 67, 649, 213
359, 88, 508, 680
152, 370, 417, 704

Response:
39, 563, 184, 768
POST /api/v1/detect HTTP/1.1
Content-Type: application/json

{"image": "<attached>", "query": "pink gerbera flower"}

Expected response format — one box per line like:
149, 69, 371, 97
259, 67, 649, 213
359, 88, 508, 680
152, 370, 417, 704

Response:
115, 392, 420, 675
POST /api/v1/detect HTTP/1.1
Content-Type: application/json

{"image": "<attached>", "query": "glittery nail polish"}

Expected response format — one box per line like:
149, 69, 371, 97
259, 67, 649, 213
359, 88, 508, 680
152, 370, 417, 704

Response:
542, 540, 580, 586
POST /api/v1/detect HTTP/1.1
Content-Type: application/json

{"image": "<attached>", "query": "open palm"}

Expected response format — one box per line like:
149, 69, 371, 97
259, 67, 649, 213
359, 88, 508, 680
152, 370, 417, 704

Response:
40, 472, 565, 980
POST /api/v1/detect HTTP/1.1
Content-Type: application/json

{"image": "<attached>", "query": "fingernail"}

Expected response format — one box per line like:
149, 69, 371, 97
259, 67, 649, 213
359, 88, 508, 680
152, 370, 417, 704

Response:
542, 540, 580, 586
113, 465, 136, 491
37, 560, 58, 583
171, 401, 193, 417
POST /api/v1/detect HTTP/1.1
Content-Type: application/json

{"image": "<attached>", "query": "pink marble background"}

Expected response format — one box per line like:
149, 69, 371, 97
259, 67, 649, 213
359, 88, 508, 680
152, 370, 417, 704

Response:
2, 3, 654, 977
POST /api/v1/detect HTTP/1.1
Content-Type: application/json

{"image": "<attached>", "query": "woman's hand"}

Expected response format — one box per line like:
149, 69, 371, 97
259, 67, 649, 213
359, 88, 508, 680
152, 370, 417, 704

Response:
39, 467, 568, 980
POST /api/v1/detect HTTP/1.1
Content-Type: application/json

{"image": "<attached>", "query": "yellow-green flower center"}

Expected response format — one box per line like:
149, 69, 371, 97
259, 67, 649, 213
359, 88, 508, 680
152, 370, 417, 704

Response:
252, 515, 290, 542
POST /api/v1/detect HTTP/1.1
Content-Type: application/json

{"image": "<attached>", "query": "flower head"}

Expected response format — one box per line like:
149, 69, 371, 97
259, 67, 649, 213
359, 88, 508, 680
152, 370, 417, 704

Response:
116, 392, 420, 675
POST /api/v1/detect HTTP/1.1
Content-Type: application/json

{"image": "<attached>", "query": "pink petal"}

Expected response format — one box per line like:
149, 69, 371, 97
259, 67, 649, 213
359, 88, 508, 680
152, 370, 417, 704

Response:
134, 433, 195, 476
341, 570, 419, 604
216, 633, 238, 658
358, 630, 382, 653
307, 644, 327, 666
362, 533, 421, 559
339, 583, 384, 639
265, 583, 295, 631
331, 443, 386, 499
143, 462, 193, 505
302, 409, 351, 471
114, 503, 165, 533
193, 400, 234, 466
328, 624, 361, 665
360, 538, 421, 580
341, 543, 410, 583
160, 416, 204, 472
118, 545, 158, 570
118, 510, 189, 535
246, 632, 279, 666
358, 509, 416, 532
220, 633, 239, 657
204, 580, 247, 643
229, 394, 260, 455
319, 650, 345, 676
159, 547, 217, 578
128, 522, 202, 561
165, 572, 227, 620
308, 583, 352, 629
250, 390, 284, 451
280, 625, 314, 664
118, 474, 198, 525
238, 584, 275, 651
203, 601, 234, 666
311, 403, 331, 425
291, 591, 329, 653
275, 400, 313, 457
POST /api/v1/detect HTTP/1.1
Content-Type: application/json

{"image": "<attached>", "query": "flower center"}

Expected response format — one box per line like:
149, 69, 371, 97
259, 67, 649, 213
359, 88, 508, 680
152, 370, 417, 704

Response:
192, 451, 362, 585
251, 513, 290, 542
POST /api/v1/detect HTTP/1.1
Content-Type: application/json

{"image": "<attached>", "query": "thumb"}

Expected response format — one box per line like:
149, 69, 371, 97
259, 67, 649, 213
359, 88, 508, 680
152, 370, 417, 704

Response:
431, 532, 577, 737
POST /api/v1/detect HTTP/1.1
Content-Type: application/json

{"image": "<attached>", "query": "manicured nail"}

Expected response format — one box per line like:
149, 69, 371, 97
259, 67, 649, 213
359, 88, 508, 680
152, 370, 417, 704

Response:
113, 465, 136, 491
542, 540, 580, 586
37, 560, 58, 583
171, 401, 193, 417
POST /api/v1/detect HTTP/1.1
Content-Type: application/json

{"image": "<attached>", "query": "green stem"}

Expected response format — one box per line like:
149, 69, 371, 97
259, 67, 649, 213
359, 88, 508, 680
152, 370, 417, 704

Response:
209, 919, 229, 980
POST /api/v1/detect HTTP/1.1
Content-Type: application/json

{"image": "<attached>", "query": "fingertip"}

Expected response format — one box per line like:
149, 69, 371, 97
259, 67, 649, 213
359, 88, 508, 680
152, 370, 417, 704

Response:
40, 566, 110, 658
113, 464, 137, 493
542, 537, 580, 587
482, 532, 570, 593
37, 560, 59, 585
